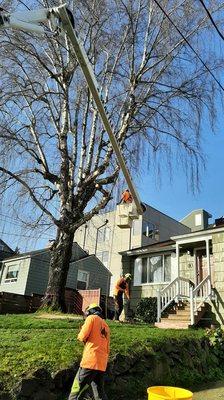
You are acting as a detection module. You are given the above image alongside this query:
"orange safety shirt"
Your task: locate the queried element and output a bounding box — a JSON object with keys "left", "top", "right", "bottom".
{"left": 121, "top": 190, "right": 133, "bottom": 203}
{"left": 113, "top": 277, "right": 130, "bottom": 299}
{"left": 78, "top": 314, "right": 110, "bottom": 372}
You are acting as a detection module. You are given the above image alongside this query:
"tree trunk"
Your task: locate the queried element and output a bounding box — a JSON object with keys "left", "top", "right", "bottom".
{"left": 41, "top": 229, "right": 74, "bottom": 312}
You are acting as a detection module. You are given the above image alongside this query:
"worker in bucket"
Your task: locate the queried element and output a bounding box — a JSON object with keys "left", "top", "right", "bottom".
{"left": 120, "top": 188, "right": 133, "bottom": 204}
{"left": 68, "top": 303, "right": 110, "bottom": 400}
{"left": 113, "top": 273, "right": 132, "bottom": 321}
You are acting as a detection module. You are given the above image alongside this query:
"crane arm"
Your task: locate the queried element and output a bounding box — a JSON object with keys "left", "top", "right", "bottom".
{"left": 0, "top": 5, "right": 143, "bottom": 215}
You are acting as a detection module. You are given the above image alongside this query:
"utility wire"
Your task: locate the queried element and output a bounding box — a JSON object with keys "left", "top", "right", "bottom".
{"left": 152, "top": 0, "right": 224, "bottom": 92}
{"left": 0, "top": 230, "right": 54, "bottom": 240}
{"left": 198, "top": 0, "right": 224, "bottom": 42}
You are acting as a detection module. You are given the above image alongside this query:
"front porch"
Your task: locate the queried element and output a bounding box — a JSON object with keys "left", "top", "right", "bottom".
{"left": 156, "top": 232, "right": 214, "bottom": 328}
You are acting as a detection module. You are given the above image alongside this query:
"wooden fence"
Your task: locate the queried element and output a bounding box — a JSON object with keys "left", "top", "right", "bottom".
{"left": 0, "top": 288, "right": 113, "bottom": 316}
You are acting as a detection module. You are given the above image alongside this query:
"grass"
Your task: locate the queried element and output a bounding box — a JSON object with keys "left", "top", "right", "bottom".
{"left": 0, "top": 313, "right": 206, "bottom": 391}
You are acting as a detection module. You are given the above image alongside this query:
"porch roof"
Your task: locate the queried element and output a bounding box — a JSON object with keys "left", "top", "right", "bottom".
{"left": 120, "top": 240, "right": 175, "bottom": 257}
{"left": 171, "top": 225, "right": 224, "bottom": 243}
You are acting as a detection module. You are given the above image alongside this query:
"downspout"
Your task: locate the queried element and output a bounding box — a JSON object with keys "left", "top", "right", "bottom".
{"left": 83, "top": 224, "right": 88, "bottom": 250}
{"left": 94, "top": 219, "right": 109, "bottom": 255}
{"left": 206, "top": 238, "right": 212, "bottom": 295}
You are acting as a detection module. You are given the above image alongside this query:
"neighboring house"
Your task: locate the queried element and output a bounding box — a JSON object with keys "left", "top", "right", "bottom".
{"left": 74, "top": 203, "right": 190, "bottom": 294}
{"left": 0, "top": 239, "right": 15, "bottom": 261}
{"left": 0, "top": 242, "right": 111, "bottom": 297}
{"left": 121, "top": 209, "right": 224, "bottom": 328}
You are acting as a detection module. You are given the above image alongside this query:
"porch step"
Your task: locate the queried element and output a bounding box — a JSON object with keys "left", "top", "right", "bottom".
{"left": 167, "top": 315, "right": 191, "bottom": 322}
{"left": 155, "top": 321, "right": 190, "bottom": 329}
{"left": 157, "top": 302, "right": 209, "bottom": 329}
{"left": 170, "top": 310, "right": 191, "bottom": 317}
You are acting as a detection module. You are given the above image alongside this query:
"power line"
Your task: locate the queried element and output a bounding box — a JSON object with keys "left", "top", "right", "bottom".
{"left": 198, "top": 0, "right": 224, "bottom": 42}
{"left": 152, "top": 0, "right": 224, "bottom": 92}
{"left": 0, "top": 212, "right": 54, "bottom": 231}
{"left": 0, "top": 217, "right": 54, "bottom": 236}
{"left": 0, "top": 230, "right": 54, "bottom": 240}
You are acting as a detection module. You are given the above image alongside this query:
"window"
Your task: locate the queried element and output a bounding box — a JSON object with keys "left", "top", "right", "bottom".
{"left": 134, "top": 254, "right": 171, "bottom": 285}
{"left": 77, "top": 270, "right": 89, "bottom": 290}
{"left": 164, "top": 254, "right": 171, "bottom": 282}
{"left": 195, "top": 213, "right": 202, "bottom": 226}
{"left": 142, "top": 220, "right": 157, "bottom": 238}
{"left": 0, "top": 244, "right": 4, "bottom": 251}
{"left": 98, "top": 226, "right": 110, "bottom": 243}
{"left": 5, "top": 265, "right": 19, "bottom": 283}
{"left": 141, "top": 258, "right": 148, "bottom": 283}
{"left": 149, "top": 256, "right": 163, "bottom": 283}
{"left": 96, "top": 251, "right": 109, "bottom": 268}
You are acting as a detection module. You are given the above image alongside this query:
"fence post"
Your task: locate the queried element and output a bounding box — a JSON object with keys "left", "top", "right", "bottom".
{"left": 190, "top": 286, "right": 194, "bottom": 326}
{"left": 157, "top": 289, "right": 161, "bottom": 323}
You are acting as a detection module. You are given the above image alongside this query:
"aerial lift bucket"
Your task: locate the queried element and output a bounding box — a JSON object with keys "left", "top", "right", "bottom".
{"left": 147, "top": 386, "right": 193, "bottom": 400}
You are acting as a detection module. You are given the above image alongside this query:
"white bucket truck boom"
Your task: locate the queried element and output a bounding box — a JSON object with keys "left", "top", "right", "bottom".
{"left": 0, "top": 4, "right": 144, "bottom": 222}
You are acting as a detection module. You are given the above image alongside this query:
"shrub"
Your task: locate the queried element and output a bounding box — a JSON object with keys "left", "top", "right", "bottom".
{"left": 206, "top": 327, "right": 224, "bottom": 359}
{"left": 135, "top": 297, "right": 157, "bottom": 324}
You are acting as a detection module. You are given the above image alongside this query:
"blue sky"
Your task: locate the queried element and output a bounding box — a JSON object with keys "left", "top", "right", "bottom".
{"left": 1, "top": 123, "right": 223, "bottom": 253}
{"left": 1, "top": 97, "right": 223, "bottom": 253}
{"left": 138, "top": 115, "right": 224, "bottom": 223}
{"left": 1, "top": 6, "right": 224, "bottom": 252}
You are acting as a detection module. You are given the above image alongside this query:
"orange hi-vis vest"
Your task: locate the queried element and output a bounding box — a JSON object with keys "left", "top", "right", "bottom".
{"left": 113, "top": 277, "right": 130, "bottom": 299}
{"left": 121, "top": 190, "right": 132, "bottom": 203}
{"left": 78, "top": 314, "right": 110, "bottom": 372}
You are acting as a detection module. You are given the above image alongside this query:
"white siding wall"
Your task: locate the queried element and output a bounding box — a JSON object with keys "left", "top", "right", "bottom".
{"left": 0, "top": 258, "right": 31, "bottom": 295}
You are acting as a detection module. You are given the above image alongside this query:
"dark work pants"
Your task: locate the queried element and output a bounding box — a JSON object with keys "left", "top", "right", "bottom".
{"left": 68, "top": 367, "right": 108, "bottom": 400}
{"left": 114, "top": 293, "right": 123, "bottom": 321}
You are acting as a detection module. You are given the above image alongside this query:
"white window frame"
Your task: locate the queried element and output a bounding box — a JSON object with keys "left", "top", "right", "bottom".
{"left": 5, "top": 264, "right": 19, "bottom": 283}
{"left": 133, "top": 254, "right": 171, "bottom": 286}
{"left": 142, "top": 220, "right": 157, "bottom": 238}
{"left": 195, "top": 213, "right": 202, "bottom": 226}
{"left": 97, "top": 226, "right": 110, "bottom": 243}
{"left": 96, "top": 251, "right": 109, "bottom": 268}
{"left": 77, "top": 269, "right": 89, "bottom": 290}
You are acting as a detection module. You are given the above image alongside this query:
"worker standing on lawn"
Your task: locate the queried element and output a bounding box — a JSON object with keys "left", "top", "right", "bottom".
{"left": 113, "top": 273, "right": 132, "bottom": 321}
{"left": 68, "top": 303, "right": 110, "bottom": 400}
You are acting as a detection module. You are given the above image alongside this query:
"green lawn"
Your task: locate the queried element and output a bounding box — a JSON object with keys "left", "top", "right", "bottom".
{"left": 0, "top": 313, "right": 205, "bottom": 391}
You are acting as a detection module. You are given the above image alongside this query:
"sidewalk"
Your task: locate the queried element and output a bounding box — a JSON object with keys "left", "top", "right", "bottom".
{"left": 193, "top": 381, "right": 224, "bottom": 399}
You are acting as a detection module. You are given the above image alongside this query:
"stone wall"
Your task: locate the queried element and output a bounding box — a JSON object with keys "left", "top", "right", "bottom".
{"left": 211, "top": 232, "right": 224, "bottom": 326}
{"left": 1, "top": 337, "right": 224, "bottom": 400}
{"left": 179, "top": 252, "right": 195, "bottom": 281}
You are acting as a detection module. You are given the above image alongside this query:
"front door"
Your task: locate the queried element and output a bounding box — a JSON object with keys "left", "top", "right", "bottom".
{"left": 195, "top": 248, "right": 213, "bottom": 285}
{"left": 196, "top": 249, "right": 206, "bottom": 285}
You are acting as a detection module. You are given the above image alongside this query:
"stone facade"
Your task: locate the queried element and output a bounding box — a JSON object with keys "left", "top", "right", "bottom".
{"left": 179, "top": 252, "right": 195, "bottom": 281}
{"left": 211, "top": 232, "right": 224, "bottom": 325}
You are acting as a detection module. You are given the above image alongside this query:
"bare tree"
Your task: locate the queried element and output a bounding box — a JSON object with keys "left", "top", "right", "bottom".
{"left": 0, "top": 0, "right": 223, "bottom": 310}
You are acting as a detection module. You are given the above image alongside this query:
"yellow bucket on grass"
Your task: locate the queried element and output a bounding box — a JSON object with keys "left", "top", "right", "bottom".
{"left": 147, "top": 386, "right": 193, "bottom": 400}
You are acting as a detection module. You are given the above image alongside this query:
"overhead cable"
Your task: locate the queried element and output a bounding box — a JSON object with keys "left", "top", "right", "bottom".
{"left": 198, "top": 0, "right": 224, "bottom": 42}
{"left": 152, "top": 0, "right": 224, "bottom": 92}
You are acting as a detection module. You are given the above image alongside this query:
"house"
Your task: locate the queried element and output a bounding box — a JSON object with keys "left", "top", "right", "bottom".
{"left": 0, "top": 242, "right": 111, "bottom": 297}
{"left": 0, "top": 239, "right": 15, "bottom": 261}
{"left": 121, "top": 209, "right": 224, "bottom": 328}
{"left": 74, "top": 203, "right": 190, "bottom": 294}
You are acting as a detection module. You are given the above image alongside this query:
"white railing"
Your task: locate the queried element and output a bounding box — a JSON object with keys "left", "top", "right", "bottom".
{"left": 157, "top": 277, "right": 192, "bottom": 322}
{"left": 190, "top": 275, "right": 212, "bottom": 325}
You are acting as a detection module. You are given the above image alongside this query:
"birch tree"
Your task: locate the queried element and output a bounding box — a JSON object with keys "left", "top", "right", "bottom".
{"left": 0, "top": 0, "right": 223, "bottom": 310}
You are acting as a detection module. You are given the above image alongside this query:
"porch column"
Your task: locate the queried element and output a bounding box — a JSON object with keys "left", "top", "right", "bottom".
{"left": 206, "top": 238, "right": 212, "bottom": 294}
{"left": 176, "top": 243, "right": 180, "bottom": 278}
{"left": 176, "top": 243, "right": 180, "bottom": 298}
